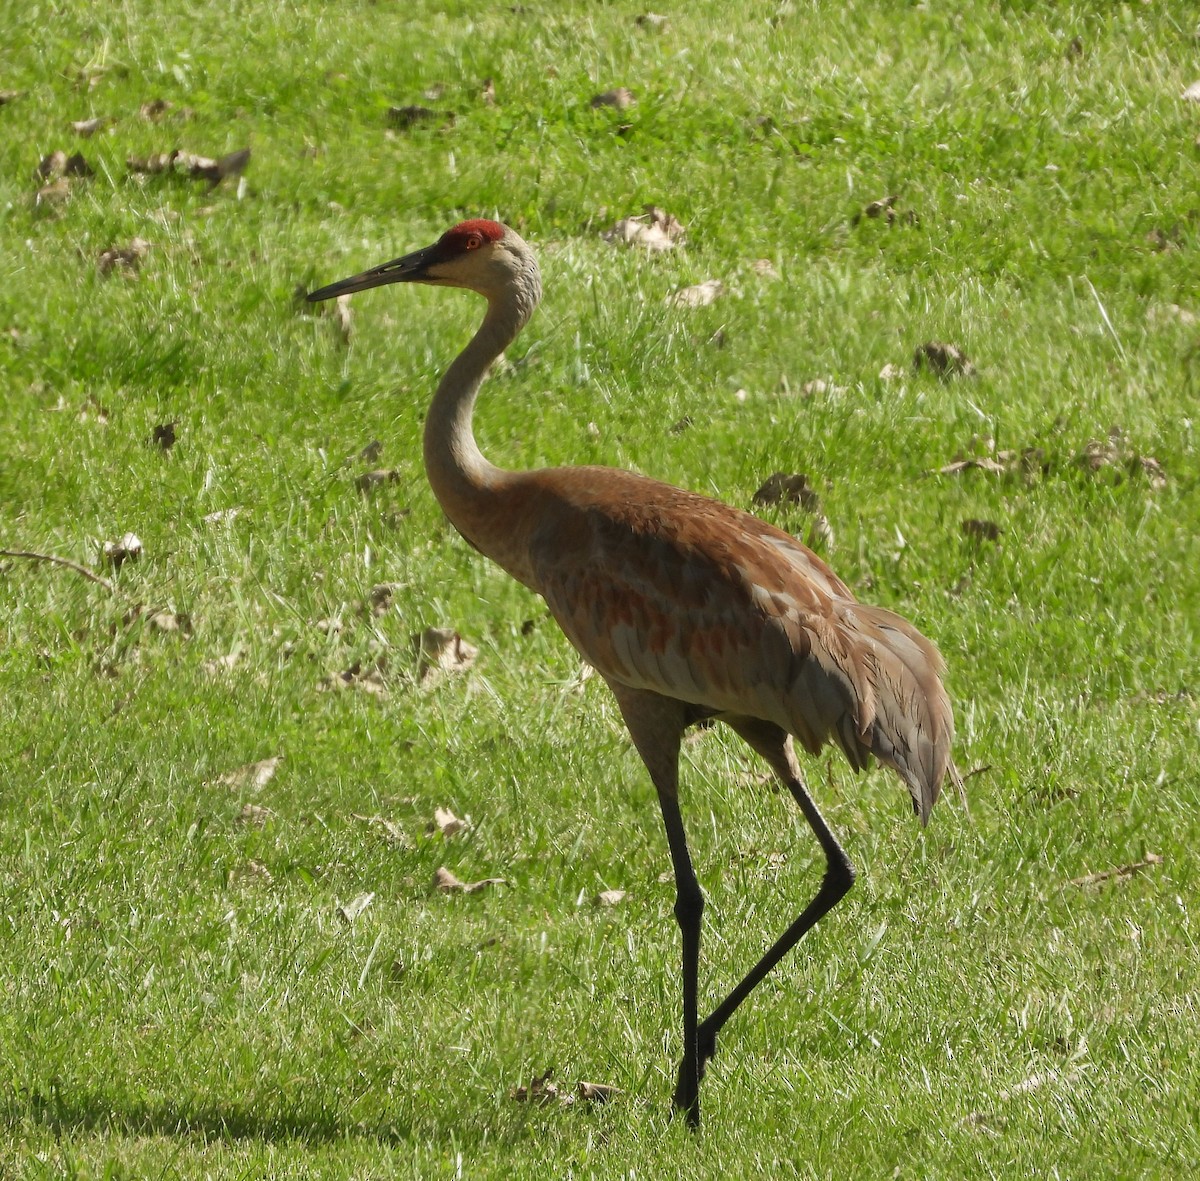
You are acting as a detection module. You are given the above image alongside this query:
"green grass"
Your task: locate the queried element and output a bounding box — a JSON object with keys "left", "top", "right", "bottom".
{"left": 2, "top": 0, "right": 1199, "bottom": 1176}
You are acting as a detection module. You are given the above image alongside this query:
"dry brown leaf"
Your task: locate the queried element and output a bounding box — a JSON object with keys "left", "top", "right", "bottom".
{"left": 329, "top": 293, "right": 353, "bottom": 344}
{"left": 591, "top": 87, "right": 635, "bottom": 110}
{"left": 595, "top": 889, "right": 627, "bottom": 907}
{"left": 121, "top": 603, "right": 191, "bottom": 635}
{"left": 202, "top": 650, "right": 242, "bottom": 677}
{"left": 481, "top": 77, "right": 497, "bottom": 106}
{"left": 0, "top": 89, "right": 23, "bottom": 105}
{"left": 214, "top": 756, "right": 282, "bottom": 792}
{"left": 961, "top": 518, "right": 1003, "bottom": 542}
{"left": 1076, "top": 431, "right": 1120, "bottom": 471}
{"left": 351, "top": 812, "right": 411, "bottom": 847}
{"left": 140, "top": 98, "right": 174, "bottom": 120}
{"left": 98, "top": 237, "right": 151, "bottom": 276}
{"left": 963, "top": 1066, "right": 1085, "bottom": 1127}
{"left": 853, "top": 196, "right": 917, "bottom": 227}
{"left": 1145, "top": 226, "right": 1181, "bottom": 252}
{"left": 75, "top": 65, "right": 108, "bottom": 90}
{"left": 751, "top": 257, "right": 779, "bottom": 278}
{"left": 508, "top": 1071, "right": 619, "bottom": 1106}
{"left": 237, "top": 803, "right": 276, "bottom": 827}
{"left": 1071, "top": 851, "right": 1162, "bottom": 888}
{"left": 1182, "top": 81, "right": 1200, "bottom": 102}
{"left": 127, "top": 151, "right": 178, "bottom": 175}
{"left": 1074, "top": 429, "right": 1166, "bottom": 490}
{"left": 1130, "top": 688, "right": 1194, "bottom": 706}
{"left": 578, "top": 1080, "right": 621, "bottom": 1103}
{"left": 337, "top": 891, "right": 376, "bottom": 923}
{"left": 364, "top": 582, "right": 400, "bottom": 616}
{"left": 181, "top": 147, "right": 251, "bottom": 185}
{"left": 146, "top": 607, "right": 191, "bottom": 634}
{"left": 998, "top": 1070, "right": 1057, "bottom": 1101}
{"left": 1146, "top": 302, "right": 1198, "bottom": 327}
{"left": 878, "top": 362, "right": 905, "bottom": 382}
{"left": 414, "top": 627, "right": 478, "bottom": 685}
{"left": 37, "top": 150, "right": 93, "bottom": 179}
{"left": 855, "top": 194, "right": 897, "bottom": 223}
{"left": 148, "top": 420, "right": 176, "bottom": 450}
{"left": 230, "top": 859, "right": 274, "bottom": 886}
{"left": 752, "top": 472, "right": 821, "bottom": 511}
{"left": 77, "top": 396, "right": 110, "bottom": 424}
{"left": 102, "top": 532, "right": 142, "bottom": 568}
{"left": 1132, "top": 455, "right": 1167, "bottom": 490}
{"left": 434, "top": 866, "right": 507, "bottom": 894}
{"left": 913, "top": 341, "right": 976, "bottom": 377}
{"left": 389, "top": 104, "right": 434, "bottom": 127}
{"left": 202, "top": 507, "right": 240, "bottom": 525}
{"left": 128, "top": 147, "right": 249, "bottom": 185}
{"left": 601, "top": 205, "right": 685, "bottom": 252}
{"left": 511, "top": 1069, "right": 559, "bottom": 1105}
{"left": 72, "top": 116, "right": 114, "bottom": 137}
{"left": 356, "top": 468, "right": 400, "bottom": 493}
{"left": 1007, "top": 446, "right": 1049, "bottom": 478}
{"left": 798, "top": 378, "right": 847, "bottom": 397}
{"left": 807, "top": 513, "right": 835, "bottom": 551}
{"left": 432, "top": 806, "right": 470, "bottom": 837}
{"left": 668, "top": 279, "right": 723, "bottom": 308}
{"left": 33, "top": 177, "right": 72, "bottom": 209}
{"left": 934, "top": 457, "right": 1008, "bottom": 476}
{"left": 736, "top": 769, "right": 775, "bottom": 791}
{"left": 320, "top": 659, "right": 388, "bottom": 695}
{"left": 388, "top": 105, "right": 453, "bottom": 130}
{"left": 1000, "top": 1067, "right": 1087, "bottom": 1103}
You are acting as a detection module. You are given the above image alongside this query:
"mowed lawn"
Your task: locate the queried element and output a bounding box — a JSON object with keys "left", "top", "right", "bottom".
{"left": 1, "top": 2, "right": 1198, "bottom": 1177}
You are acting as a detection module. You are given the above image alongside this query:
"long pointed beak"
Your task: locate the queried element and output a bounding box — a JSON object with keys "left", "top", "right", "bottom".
{"left": 306, "top": 243, "right": 440, "bottom": 302}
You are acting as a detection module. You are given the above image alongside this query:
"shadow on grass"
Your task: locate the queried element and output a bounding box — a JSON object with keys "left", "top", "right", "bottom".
{"left": 2, "top": 1080, "right": 506, "bottom": 1149}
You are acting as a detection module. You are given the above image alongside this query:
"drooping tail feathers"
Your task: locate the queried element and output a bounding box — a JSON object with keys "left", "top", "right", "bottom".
{"left": 788, "top": 602, "right": 956, "bottom": 825}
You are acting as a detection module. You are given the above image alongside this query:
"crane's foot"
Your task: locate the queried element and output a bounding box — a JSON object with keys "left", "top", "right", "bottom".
{"left": 671, "top": 1026, "right": 718, "bottom": 1128}
{"left": 672, "top": 1093, "right": 701, "bottom": 1129}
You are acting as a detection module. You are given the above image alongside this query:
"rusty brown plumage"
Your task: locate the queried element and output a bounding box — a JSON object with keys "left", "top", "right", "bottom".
{"left": 307, "top": 220, "right": 961, "bottom": 1128}
{"left": 513, "top": 466, "right": 953, "bottom": 823}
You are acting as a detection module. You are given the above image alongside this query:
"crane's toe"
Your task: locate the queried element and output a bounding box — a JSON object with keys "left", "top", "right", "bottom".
{"left": 672, "top": 1027, "right": 718, "bottom": 1124}
{"left": 671, "top": 1085, "right": 701, "bottom": 1129}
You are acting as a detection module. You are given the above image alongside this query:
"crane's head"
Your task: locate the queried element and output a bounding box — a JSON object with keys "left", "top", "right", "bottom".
{"left": 307, "top": 219, "right": 538, "bottom": 306}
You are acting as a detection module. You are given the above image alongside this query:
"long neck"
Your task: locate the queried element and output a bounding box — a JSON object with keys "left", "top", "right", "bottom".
{"left": 422, "top": 279, "right": 538, "bottom": 556}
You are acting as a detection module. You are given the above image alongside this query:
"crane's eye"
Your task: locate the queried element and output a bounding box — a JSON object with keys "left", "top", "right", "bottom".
{"left": 464, "top": 233, "right": 484, "bottom": 250}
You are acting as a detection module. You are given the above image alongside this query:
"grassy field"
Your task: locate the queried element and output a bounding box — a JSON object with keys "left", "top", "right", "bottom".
{"left": 2, "top": 1, "right": 1199, "bottom": 1176}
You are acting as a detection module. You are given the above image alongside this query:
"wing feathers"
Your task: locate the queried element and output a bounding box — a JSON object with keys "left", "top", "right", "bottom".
{"left": 524, "top": 467, "right": 955, "bottom": 823}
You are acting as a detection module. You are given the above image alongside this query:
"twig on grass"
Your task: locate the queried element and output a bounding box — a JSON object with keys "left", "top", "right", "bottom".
{"left": 0, "top": 548, "right": 116, "bottom": 593}
{"left": 1070, "top": 851, "right": 1162, "bottom": 888}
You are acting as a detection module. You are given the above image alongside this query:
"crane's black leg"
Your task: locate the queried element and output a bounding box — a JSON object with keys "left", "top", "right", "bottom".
{"left": 606, "top": 684, "right": 704, "bottom": 1127}
{"left": 658, "top": 779, "right": 704, "bottom": 1125}
{"left": 688, "top": 718, "right": 854, "bottom": 1084}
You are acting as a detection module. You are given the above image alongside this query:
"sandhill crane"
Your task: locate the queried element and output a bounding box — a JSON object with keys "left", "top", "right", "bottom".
{"left": 308, "top": 219, "right": 959, "bottom": 1128}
